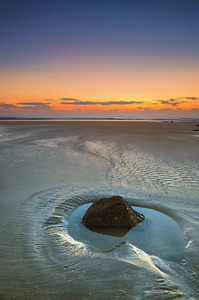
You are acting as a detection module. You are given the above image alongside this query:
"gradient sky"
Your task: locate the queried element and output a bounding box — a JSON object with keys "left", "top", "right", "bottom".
{"left": 0, "top": 0, "right": 199, "bottom": 118}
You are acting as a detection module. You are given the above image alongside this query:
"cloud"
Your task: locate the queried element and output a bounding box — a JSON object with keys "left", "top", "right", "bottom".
{"left": 61, "top": 101, "right": 97, "bottom": 105}
{"left": 137, "top": 107, "right": 199, "bottom": 118}
{"left": 158, "top": 99, "right": 183, "bottom": 107}
{"left": 17, "top": 102, "right": 51, "bottom": 105}
{"left": 0, "top": 102, "right": 52, "bottom": 111}
{"left": 159, "top": 100, "right": 170, "bottom": 104}
{"left": 60, "top": 98, "right": 81, "bottom": 101}
{"left": 159, "top": 100, "right": 180, "bottom": 106}
{"left": 61, "top": 100, "right": 143, "bottom": 106}
{"left": 185, "top": 97, "right": 198, "bottom": 100}
{"left": 170, "top": 102, "right": 181, "bottom": 107}
{"left": 18, "top": 105, "right": 51, "bottom": 111}
{"left": 61, "top": 96, "right": 198, "bottom": 108}
{"left": 158, "top": 97, "right": 199, "bottom": 107}
{"left": 0, "top": 103, "right": 18, "bottom": 109}
{"left": 100, "top": 101, "right": 143, "bottom": 105}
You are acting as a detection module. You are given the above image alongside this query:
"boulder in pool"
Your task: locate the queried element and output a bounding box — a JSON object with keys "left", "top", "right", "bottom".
{"left": 82, "top": 196, "right": 145, "bottom": 236}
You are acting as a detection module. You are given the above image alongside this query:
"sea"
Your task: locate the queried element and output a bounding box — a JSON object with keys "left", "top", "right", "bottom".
{"left": 0, "top": 120, "right": 198, "bottom": 299}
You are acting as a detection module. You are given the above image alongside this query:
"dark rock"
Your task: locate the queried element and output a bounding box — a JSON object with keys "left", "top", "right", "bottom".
{"left": 82, "top": 196, "right": 145, "bottom": 236}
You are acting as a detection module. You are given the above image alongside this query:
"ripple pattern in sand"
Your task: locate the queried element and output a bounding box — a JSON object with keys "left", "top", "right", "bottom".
{"left": 19, "top": 186, "right": 197, "bottom": 299}
{"left": 83, "top": 140, "right": 199, "bottom": 198}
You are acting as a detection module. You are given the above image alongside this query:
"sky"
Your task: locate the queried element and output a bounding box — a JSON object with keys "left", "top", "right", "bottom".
{"left": 0, "top": 0, "right": 199, "bottom": 119}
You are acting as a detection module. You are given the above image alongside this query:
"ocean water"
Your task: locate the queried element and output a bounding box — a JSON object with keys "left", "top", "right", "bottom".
{"left": 0, "top": 120, "right": 198, "bottom": 299}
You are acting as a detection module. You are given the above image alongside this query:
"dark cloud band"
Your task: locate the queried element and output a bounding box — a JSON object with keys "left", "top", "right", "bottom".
{"left": 0, "top": 102, "right": 52, "bottom": 111}
{"left": 61, "top": 100, "right": 143, "bottom": 106}
{"left": 17, "top": 102, "right": 51, "bottom": 105}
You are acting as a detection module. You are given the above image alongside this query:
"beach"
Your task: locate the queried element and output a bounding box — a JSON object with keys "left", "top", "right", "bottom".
{"left": 0, "top": 120, "right": 199, "bottom": 299}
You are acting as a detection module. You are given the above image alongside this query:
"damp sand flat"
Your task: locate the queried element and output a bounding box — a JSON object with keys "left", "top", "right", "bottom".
{"left": 0, "top": 120, "right": 199, "bottom": 299}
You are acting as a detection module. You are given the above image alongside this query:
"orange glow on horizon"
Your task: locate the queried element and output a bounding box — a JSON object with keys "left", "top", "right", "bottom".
{"left": 0, "top": 55, "right": 199, "bottom": 117}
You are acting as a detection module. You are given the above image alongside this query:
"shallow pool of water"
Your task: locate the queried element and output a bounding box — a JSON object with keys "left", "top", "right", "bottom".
{"left": 66, "top": 204, "right": 187, "bottom": 262}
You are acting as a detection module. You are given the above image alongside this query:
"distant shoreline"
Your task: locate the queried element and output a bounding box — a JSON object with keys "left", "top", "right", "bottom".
{"left": 0, "top": 117, "right": 199, "bottom": 122}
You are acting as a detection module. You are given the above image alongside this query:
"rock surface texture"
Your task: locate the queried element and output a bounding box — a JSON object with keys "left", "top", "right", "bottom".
{"left": 82, "top": 196, "right": 145, "bottom": 232}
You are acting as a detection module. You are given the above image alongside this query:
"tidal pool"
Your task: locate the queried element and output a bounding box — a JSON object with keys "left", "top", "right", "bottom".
{"left": 66, "top": 203, "right": 187, "bottom": 262}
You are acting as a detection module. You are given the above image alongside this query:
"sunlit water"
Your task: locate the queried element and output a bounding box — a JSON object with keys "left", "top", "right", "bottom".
{"left": 0, "top": 121, "right": 198, "bottom": 299}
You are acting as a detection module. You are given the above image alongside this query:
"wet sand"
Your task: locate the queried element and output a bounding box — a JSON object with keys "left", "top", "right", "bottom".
{"left": 0, "top": 120, "right": 198, "bottom": 299}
